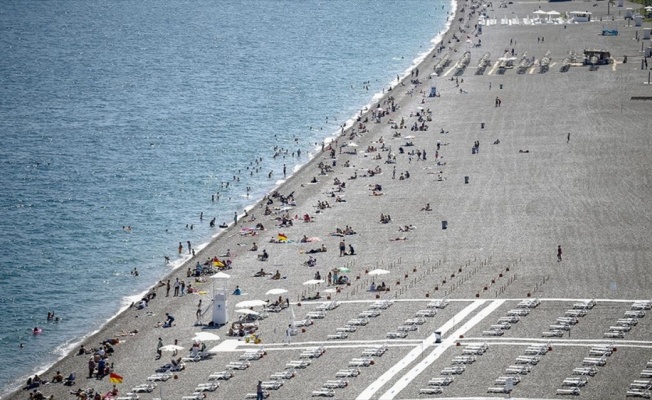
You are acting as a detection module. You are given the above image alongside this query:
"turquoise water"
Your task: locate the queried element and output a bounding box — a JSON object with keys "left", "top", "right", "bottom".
{"left": 0, "top": 0, "right": 450, "bottom": 394}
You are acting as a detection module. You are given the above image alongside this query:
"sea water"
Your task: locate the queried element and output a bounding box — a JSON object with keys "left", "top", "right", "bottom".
{"left": 0, "top": 0, "right": 451, "bottom": 394}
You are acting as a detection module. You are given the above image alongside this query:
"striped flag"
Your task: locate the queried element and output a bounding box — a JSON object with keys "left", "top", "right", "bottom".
{"left": 109, "top": 372, "right": 123, "bottom": 384}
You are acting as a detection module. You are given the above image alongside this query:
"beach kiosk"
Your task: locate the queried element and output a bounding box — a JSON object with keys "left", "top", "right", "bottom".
{"left": 569, "top": 11, "right": 592, "bottom": 22}
{"left": 583, "top": 49, "right": 612, "bottom": 66}
{"left": 210, "top": 272, "right": 230, "bottom": 326}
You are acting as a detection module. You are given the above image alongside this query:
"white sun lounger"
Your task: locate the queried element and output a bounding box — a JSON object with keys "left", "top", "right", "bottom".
{"left": 516, "top": 355, "right": 540, "bottom": 365}
{"left": 550, "top": 323, "right": 571, "bottom": 331}
{"left": 316, "top": 301, "right": 339, "bottom": 311}
{"left": 349, "top": 358, "right": 373, "bottom": 367}
{"left": 195, "top": 383, "right": 219, "bottom": 392}
{"left": 245, "top": 391, "right": 269, "bottom": 399}
{"left": 181, "top": 354, "right": 202, "bottom": 363}
{"left": 131, "top": 384, "right": 156, "bottom": 393}
{"left": 589, "top": 348, "right": 612, "bottom": 357}
{"left": 463, "top": 347, "right": 486, "bottom": 355}
{"left": 618, "top": 318, "right": 639, "bottom": 326}
{"left": 239, "top": 352, "right": 263, "bottom": 361}
{"left": 328, "top": 332, "right": 348, "bottom": 340}
{"left": 181, "top": 394, "right": 203, "bottom": 400}
{"left": 387, "top": 331, "right": 408, "bottom": 339}
{"left": 226, "top": 361, "right": 250, "bottom": 370}
{"left": 573, "top": 367, "right": 597, "bottom": 376}
{"left": 441, "top": 366, "right": 465, "bottom": 375}
{"left": 260, "top": 381, "right": 283, "bottom": 390}
{"left": 562, "top": 377, "right": 588, "bottom": 387}
{"left": 508, "top": 309, "right": 529, "bottom": 316}
{"left": 557, "top": 317, "right": 578, "bottom": 325}
{"left": 369, "top": 300, "right": 393, "bottom": 309}
{"left": 147, "top": 373, "right": 172, "bottom": 382}
{"left": 426, "top": 299, "right": 449, "bottom": 309}
{"left": 518, "top": 298, "right": 540, "bottom": 308}
{"left": 286, "top": 360, "right": 310, "bottom": 369}
{"left": 419, "top": 387, "right": 443, "bottom": 395}
{"left": 625, "top": 310, "right": 646, "bottom": 318}
{"left": 404, "top": 317, "right": 426, "bottom": 325}
{"left": 322, "top": 380, "right": 348, "bottom": 389}
{"left": 565, "top": 309, "right": 587, "bottom": 317}
{"left": 311, "top": 389, "right": 335, "bottom": 397}
{"left": 464, "top": 343, "right": 489, "bottom": 352}
{"left": 642, "top": 370, "right": 652, "bottom": 378}
{"left": 416, "top": 309, "right": 437, "bottom": 317}
{"left": 496, "top": 376, "right": 520, "bottom": 385}
{"left": 452, "top": 355, "right": 476, "bottom": 364}
{"left": 604, "top": 331, "right": 625, "bottom": 339}
{"left": 336, "top": 368, "right": 360, "bottom": 378}
{"left": 630, "top": 381, "right": 652, "bottom": 390}
{"left": 208, "top": 371, "right": 234, "bottom": 381}
{"left": 358, "top": 310, "right": 381, "bottom": 318}
{"left": 488, "top": 386, "right": 511, "bottom": 394}
{"left": 429, "top": 377, "right": 454, "bottom": 386}
{"left": 271, "top": 370, "right": 295, "bottom": 380}
{"left": 499, "top": 316, "right": 520, "bottom": 324}
{"left": 525, "top": 345, "right": 548, "bottom": 355}
{"left": 483, "top": 329, "right": 504, "bottom": 336}
{"left": 582, "top": 357, "right": 607, "bottom": 366}
{"left": 347, "top": 318, "right": 369, "bottom": 326}
{"left": 336, "top": 325, "right": 357, "bottom": 333}
{"left": 573, "top": 300, "right": 596, "bottom": 309}
{"left": 610, "top": 325, "right": 631, "bottom": 332}
{"left": 294, "top": 319, "right": 313, "bottom": 327}
{"left": 626, "top": 389, "right": 651, "bottom": 398}
{"left": 491, "top": 323, "right": 511, "bottom": 330}
{"left": 397, "top": 325, "right": 418, "bottom": 332}
{"left": 632, "top": 301, "right": 652, "bottom": 310}
{"left": 505, "top": 365, "right": 531, "bottom": 375}
{"left": 542, "top": 330, "right": 564, "bottom": 337}
{"left": 306, "top": 311, "right": 327, "bottom": 319}
{"left": 556, "top": 388, "right": 580, "bottom": 396}
{"left": 362, "top": 347, "right": 387, "bottom": 357}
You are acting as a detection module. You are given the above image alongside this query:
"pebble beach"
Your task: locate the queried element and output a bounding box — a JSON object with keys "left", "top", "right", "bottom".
{"left": 7, "top": 0, "right": 652, "bottom": 399}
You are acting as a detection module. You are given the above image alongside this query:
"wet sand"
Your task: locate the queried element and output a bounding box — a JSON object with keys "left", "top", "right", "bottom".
{"left": 8, "top": 0, "right": 652, "bottom": 399}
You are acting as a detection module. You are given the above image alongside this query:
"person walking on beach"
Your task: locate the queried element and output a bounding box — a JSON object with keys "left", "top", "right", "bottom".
{"left": 196, "top": 304, "right": 203, "bottom": 326}
{"left": 339, "top": 240, "right": 346, "bottom": 257}
{"left": 283, "top": 164, "right": 287, "bottom": 177}
{"left": 166, "top": 280, "right": 171, "bottom": 297}
{"left": 567, "top": 132, "right": 571, "bottom": 143}
{"left": 557, "top": 245, "right": 563, "bottom": 262}
{"left": 187, "top": 241, "right": 192, "bottom": 254}
{"left": 283, "top": 324, "right": 292, "bottom": 344}
{"left": 173, "top": 278, "right": 180, "bottom": 297}
{"left": 256, "top": 380, "right": 264, "bottom": 400}
{"left": 156, "top": 338, "right": 163, "bottom": 360}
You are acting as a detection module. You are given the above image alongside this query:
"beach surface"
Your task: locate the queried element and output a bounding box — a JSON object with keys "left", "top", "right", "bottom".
{"left": 8, "top": 0, "right": 652, "bottom": 399}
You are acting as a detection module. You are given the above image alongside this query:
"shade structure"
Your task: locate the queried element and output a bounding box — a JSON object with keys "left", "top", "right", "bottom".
{"left": 192, "top": 332, "right": 220, "bottom": 341}
{"left": 368, "top": 269, "right": 390, "bottom": 276}
{"left": 209, "top": 272, "right": 231, "bottom": 279}
{"left": 303, "top": 279, "right": 325, "bottom": 285}
{"left": 235, "top": 299, "right": 267, "bottom": 308}
{"left": 159, "top": 344, "right": 184, "bottom": 352}
{"left": 266, "top": 288, "right": 288, "bottom": 295}
{"left": 235, "top": 309, "right": 259, "bottom": 315}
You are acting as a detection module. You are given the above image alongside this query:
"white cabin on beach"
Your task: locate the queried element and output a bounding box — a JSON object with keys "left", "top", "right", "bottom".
{"left": 569, "top": 11, "right": 592, "bottom": 22}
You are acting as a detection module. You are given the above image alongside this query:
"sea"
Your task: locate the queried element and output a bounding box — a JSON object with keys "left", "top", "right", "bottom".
{"left": 0, "top": 0, "right": 451, "bottom": 395}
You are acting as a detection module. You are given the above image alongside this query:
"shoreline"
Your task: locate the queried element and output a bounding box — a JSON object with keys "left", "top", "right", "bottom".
{"left": 0, "top": 2, "right": 461, "bottom": 398}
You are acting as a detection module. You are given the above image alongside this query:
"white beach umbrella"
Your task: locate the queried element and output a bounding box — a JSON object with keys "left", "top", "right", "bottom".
{"left": 235, "top": 299, "right": 267, "bottom": 308}
{"left": 368, "top": 269, "right": 390, "bottom": 276}
{"left": 533, "top": 9, "right": 547, "bottom": 15}
{"left": 235, "top": 309, "right": 259, "bottom": 315}
{"left": 266, "top": 288, "right": 288, "bottom": 295}
{"left": 548, "top": 10, "right": 560, "bottom": 15}
{"left": 323, "top": 288, "right": 337, "bottom": 293}
{"left": 303, "top": 279, "right": 325, "bottom": 285}
{"left": 209, "top": 271, "right": 231, "bottom": 279}
{"left": 159, "top": 344, "right": 184, "bottom": 352}
{"left": 192, "top": 332, "right": 220, "bottom": 341}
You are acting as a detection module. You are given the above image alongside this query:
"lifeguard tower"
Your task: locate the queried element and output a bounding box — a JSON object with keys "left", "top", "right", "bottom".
{"left": 209, "top": 272, "right": 230, "bottom": 326}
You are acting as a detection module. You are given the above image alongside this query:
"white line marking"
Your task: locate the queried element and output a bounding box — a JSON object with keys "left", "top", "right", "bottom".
{"left": 461, "top": 338, "right": 652, "bottom": 347}
{"left": 378, "top": 299, "right": 505, "bottom": 400}
{"left": 443, "top": 65, "right": 457, "bottom": 77}
{"left": 488, "top": 60, "right": 500, "bottom": 75}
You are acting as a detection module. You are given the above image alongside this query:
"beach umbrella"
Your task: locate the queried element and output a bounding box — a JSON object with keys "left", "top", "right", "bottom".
{"left": 347, "top": 142, "right": 359, "bottom": 147}
{"left": 192, "top": 332, "right": 220, "bottom": 341}
{"left": 210, "top": 271, "right": 231, "bottom": 279}
{"left": 235, "top": 299, "right": 267, "bottom": 308}
{"left": 533, "top": 9, "right": 547, "bottom": 14}
{"left": 159, "top": 344, "right": 184, "bottom": 352}
{"left": 235, "top": 309, "right": 259, "bottom": 315}
{"left": 303, "top": 279, "right": 325, "bottom": 285}
{"left": 548, "top": 10, "right": 560, "bottom": 15}
{"left": 266, "top": 288, "right": 288, "bottom": 295}
{"left": 368, "top": 269, "right": 390, "bottom": 276}
{"left": 323, "top": 288, "right": 337, "bottom": 293}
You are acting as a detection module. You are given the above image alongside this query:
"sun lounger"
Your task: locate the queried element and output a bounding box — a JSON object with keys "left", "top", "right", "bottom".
{"left": 550, "top": 323, "right": 571, "bottom": 331}
{"left": 518, "top": 299, "right": 540, "bottom": 308}
{"left": 271, "top": 370, "right": 295, "bottom": 380}
{"left": 362, "top": 346, "right": 387, "bottom": 357}
{"left": 525, "top": 345, "right": 548, "bottom": 355}
{"left": 642, "top": 370, "right": 652, "bottom": 378}
{"left": 496, "top": 376, "right": 520, "bottom": 385}
{"left": 589, "top": 348, "right": 612, "bottom": 357}
{"left": 565, "top": 309, "right": 587, "bottom": 317}
{"left": 508, "top": 309, "right": 529, "bottom": 316}
{"left": 625, "top": 310, "right": 646, "bottom": 318}
{"left": 226, "top": 361, "right": 250, "bottom": 370}
{"left": 488, "top": 386, "right": 511, "bottom": 394}
{"left": 515, "top": 356, "right": 540, "bottom": 365}
{"left": 208, "top": 371, "right": 234, "bottom": 381}
{"left": 147, "top": 373, "right": 172, "bottom": 382}
{"left": 505, "top": 365, "right": 531, "bottom": 375}
{"left": 156, "top": 362, "right": 185, "bottom": 372}
{"left": 463, "top": 347, "right": 485, "bottom": 355}
{"left": 195, "top": 383, "right": 219, "bottom": 392}
{"left": 286, "top": 360, "right": 311, "bottom": 369}
{"left": 416, "top": 309, "right": 437, "bottom": 317}
{"left": 556, "top": 388, "right": 580, "bottom": 396}
{"left": 181, "top": 394, "right": 203, "bottom": 400}
{"left": 573, "top": 367, "right": 597, "bottom": 377}
{"left": 609, "top": 325, "right": 631, "bottom": 332}
{"left": 632, "top": 301, "right": 652, "bottom": 310}
{"left": 311, "top": 389, "right": 335, "bottom": 397}
{"left": 499, "top": 316, "right": 520, "bottom": 324}
{"left": 557, "top": 317, "right": 578, "bottom": 325}
{"left": 260, "top": 381, "right": 283, "bottom": 390}
{"left": 358, "top": 310, "right": 381, "bottom": 318}
{"left": 336, "top": 325, "right": 357, "bottom": 333}
{"left": 426, "top": 299, "right": 449, "bottom": 309}
{"left": 562, "top": 377, "right": 588, "bottom": 387}
{"left": 542, "top": 330, "right": 564, "bottom": 338}
{"left": 452, "top": 355, "right": 476, "bottom": 364}
{"left": 419, "top": 387, "right": 443, "bottom": 395}
{"left": 464, "top": 343, "right": 489, "bottom": 354}
{"left": 131, "top": 384, "right": 156, "bottom": 393}
{"left": 397, "top": 325, "right": 418, "bottom": 332}
{"left": 626, "top": 389, "right": 651, "bottom": 398}
{"left": 604, "top": 331, "right": 625, "bottom": 339}
{"left": 491, "top": 323, "right": 511, "bottom": 330}
{"left": 322, "top": 380, "right": 348, "bottom": 389}
{"left": 387, "top": 331, "right": 408, "bottom": 339}
{"left": 336, "top": 369, "right": 360, "bottom": 378}
{"left": 582, "top": 357, "right": 607, "bottom": 366}
{"left": 182, "top": 355, "right": 202, "bottom": 363}
{"left": 239, "top": 352, "right": 263, "bottom": 361}
{"left": 316, "top": 301, "right": 339, "bottom": 311}
{"left": 483, "top": 329, "right": 504, "bottom": 336}
{"left": 245, "top": 391, "right": 269, "bottom": 399}
{"left": 630, "top": 381, "right": 652, "bottom": 390}
{"left": 300, "top": 347, "right": 325, "bottom": 358}
{"left": 404, "top": 317, "right": 426, "bottom": 325}
{"left": 441, "top": 366, "right": 465, "bottom": 375}
{"left": 349, "top": 358, "right": 373, "bottom": 367}
{"left": 327, "top": 332, "right": 348, "bottom": 340}
{"left": 347, "top": 318, "right": 369, "bottom": 326}
{"left": 294, "top": 319, "right": 313, "bottom": 327}
{"left": 264, "top": 305, "right": 282, "bottom": 313}
{"left": 369, "top": 300, "right": 393, "bottom": 310}
{"left": 429, "top": 377, "right": 454, "bottom": 386}
{"left": 617, "top": 318, "right": 639, "bottom": 326}
{"left": 573, "top": 300, "right": 596, "bottom": 310}
{"left": 306, "top": 311, "right": 327, "bottom": 319}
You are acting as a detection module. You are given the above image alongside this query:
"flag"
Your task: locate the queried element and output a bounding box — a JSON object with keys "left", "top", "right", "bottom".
{"left": 278, "top": 233, "right": 288, "bottom": 242}
{"left": 109, "top": 373, "right": 123, "bottom": 384}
